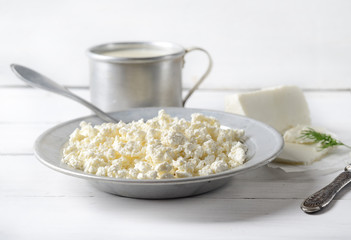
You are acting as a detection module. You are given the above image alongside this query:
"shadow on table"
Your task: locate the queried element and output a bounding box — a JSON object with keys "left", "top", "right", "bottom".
{"left": 91, "top": 166, "right": 327, "bottom": 223}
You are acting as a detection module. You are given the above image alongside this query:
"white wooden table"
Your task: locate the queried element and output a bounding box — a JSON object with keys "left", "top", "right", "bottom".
{"left": 1, "top": 87, "right": 351, "bottom": 239}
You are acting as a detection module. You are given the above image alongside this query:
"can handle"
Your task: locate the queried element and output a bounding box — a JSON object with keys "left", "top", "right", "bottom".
{"left": 182, "top": 47, "right": 213, "bottom": 106}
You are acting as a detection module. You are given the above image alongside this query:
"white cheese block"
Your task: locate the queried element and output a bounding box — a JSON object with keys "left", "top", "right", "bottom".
{"left": 277, "top": 125, "right": 330, "bottom": 165}
{"left": 225, "top": 86, "right": 311, "bottom": 133}
{"left": 276, "top": 142, "right": 329, "bottom": 165}
{"left": 283, "top": 125, "right": 325, "bottom": 144}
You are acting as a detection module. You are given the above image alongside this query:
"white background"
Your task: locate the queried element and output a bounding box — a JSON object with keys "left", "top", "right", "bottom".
{"left": 1, "top": 0, "right": 351, "bottom": 89}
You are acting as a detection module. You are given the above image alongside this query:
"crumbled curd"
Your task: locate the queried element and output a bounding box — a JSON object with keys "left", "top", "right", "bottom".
{"left": 62, "top": 110, "right": 247, "bottom": 179}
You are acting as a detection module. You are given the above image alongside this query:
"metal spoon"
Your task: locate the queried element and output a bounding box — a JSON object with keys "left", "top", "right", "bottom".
{"left": 10, "top": 64, "right": 118, "bottom": 123}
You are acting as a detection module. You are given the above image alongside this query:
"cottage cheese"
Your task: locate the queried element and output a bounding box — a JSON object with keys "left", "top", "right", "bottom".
{"left": 62, "top": 110, "right": 247, "bottom": 179}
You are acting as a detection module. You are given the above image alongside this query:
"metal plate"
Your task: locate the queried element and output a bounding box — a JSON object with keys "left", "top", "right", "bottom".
{"left": 34, "top": 107, "right": 284, "bottom": 199}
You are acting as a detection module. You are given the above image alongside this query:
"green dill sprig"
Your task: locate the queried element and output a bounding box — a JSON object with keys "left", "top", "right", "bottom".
{"left": 299, "top": 128, "right": 351, "bottom": 150}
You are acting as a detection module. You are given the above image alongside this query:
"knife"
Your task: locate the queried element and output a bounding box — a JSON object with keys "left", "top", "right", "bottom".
{"left": 301, "top": 164, "right": 351, "bottom": 213}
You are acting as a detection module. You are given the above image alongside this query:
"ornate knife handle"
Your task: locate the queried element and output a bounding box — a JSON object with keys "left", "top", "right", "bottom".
{"left": 301, "top": 167, "right": 351, "bottom": 213}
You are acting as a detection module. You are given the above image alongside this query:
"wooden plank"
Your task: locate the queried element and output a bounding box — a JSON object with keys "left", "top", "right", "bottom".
{"left": 1, "top": 196, "right": 351, "bottom": 239}
{"left": 1, "top": 88, "right": 351, "bottom": 124}
{"left": 0, "top": 123, "right": 54, "bottom": 154}
{"left": 0, "top": 88, "right": 226, "bottom": 123}
{"left": 1, "top": 155, "right": 351, "bottom": 201}
{"left": 0, "top": 88, "right": 91, "bottom": 123}
{"left": 1, "top": 88, "right": 350, "bottom": 154}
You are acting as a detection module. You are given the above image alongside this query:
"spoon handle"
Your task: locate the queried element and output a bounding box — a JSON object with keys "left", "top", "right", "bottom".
{"left": 301, "top": 168, "right": 351, "bottom": 213}
{"left": 11, "top": 64, "right": 118, "bottom": 123}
